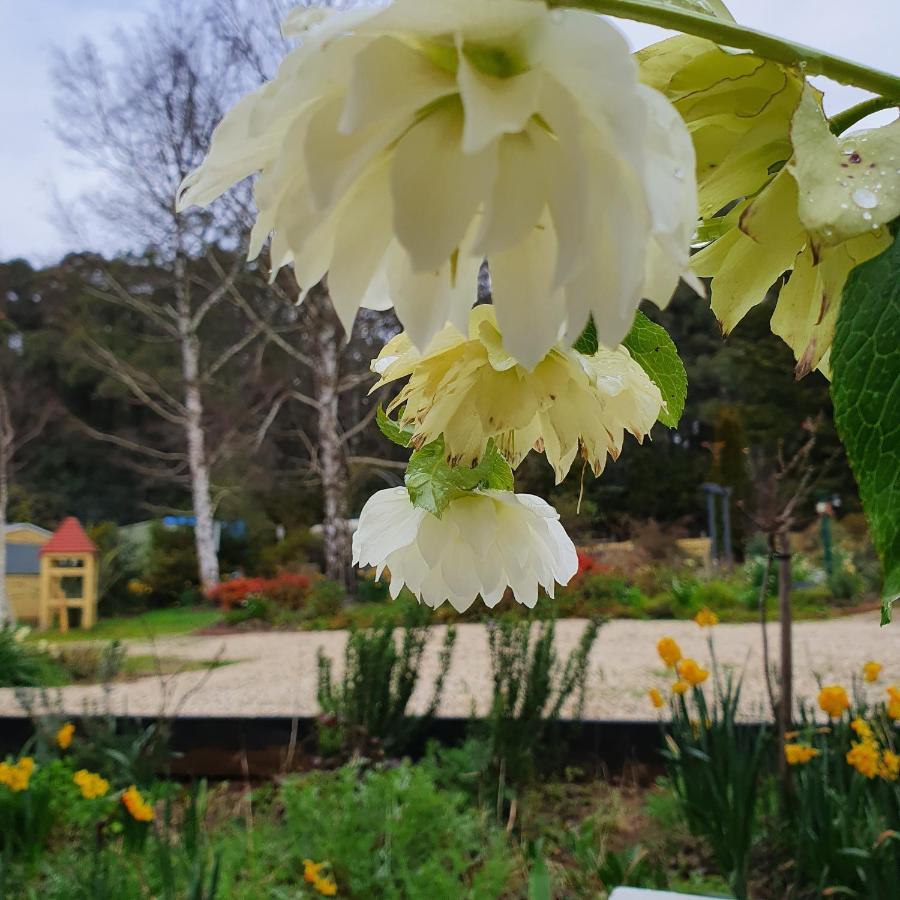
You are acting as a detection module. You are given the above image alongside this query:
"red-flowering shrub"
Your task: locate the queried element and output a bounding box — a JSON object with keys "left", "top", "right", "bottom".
{"left": 575, "top": 552, "right": 613, "bottom": 579}
{"left": 207, "top": 573, "right": 312, "bottom": 611}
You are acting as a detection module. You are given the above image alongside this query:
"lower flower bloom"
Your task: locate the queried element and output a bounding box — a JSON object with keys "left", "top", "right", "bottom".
{"left": 352, "top": 487, "right": 577, "bottom": 611}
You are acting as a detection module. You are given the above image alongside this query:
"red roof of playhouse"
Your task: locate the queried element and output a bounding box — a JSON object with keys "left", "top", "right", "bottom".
{"left": 39, "top": 517, "right": 98, "bottom": 556}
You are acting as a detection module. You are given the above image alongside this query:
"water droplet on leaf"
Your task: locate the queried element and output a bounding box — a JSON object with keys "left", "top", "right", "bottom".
{"left": 852, "top": 187, "right": 879, "bottom": 210}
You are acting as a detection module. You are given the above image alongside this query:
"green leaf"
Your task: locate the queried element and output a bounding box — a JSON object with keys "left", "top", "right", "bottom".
{"left": 642, "top": 0, "right": 734, "bottom": 19}
{"left": 405, "top": 438, "right": 514, "bottom": 517}
{"left": 831, "top": 235, "right": 900, "bottom": 624}
{"left": 572, "top": 317, "right": 598, "bottom": 355}
{"left": 623, "top": 312, "right": 688, "bottom": 428}
{"left": 376, "top": 406, "right": 411, "bottom": 448}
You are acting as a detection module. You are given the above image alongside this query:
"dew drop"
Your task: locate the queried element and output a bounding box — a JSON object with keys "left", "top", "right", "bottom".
{"left": 852, "top": 187, "right": 879, "bottom": 209}
{"left": 840, "top": 202, "right": 849, "bottom": 210}
{"left": 862, "top": 211, "right": 873, "bottom": 221}
{"left": 673, "top": 166, "right": 684, "bottom": 181}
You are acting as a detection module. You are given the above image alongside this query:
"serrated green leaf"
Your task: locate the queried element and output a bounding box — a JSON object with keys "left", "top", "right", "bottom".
{"left": 376, "top": 406, "right": 411, "bottom": 448}
{"left": 623, "top": 312, "right": 688, "bottom": 428}
{"left": 831, "top": 236, "right": 900, "bottom": 624}
{"left": 572, "top": 317, "right": 598, "bottom": 355}
{"left": 405, "top": 437, "right": 514, "bottom": 517}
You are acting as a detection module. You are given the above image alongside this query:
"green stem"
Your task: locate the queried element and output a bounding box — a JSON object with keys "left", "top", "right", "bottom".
{"left": 829, "top": 97, "right": 899, "bottom": 135}
{"left": 549, "top": 0, "right": 900, "bottom": 100}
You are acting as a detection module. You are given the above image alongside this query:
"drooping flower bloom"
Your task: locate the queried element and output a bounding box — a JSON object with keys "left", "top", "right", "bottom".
{"left": 352, "top": 486, "right": 577, "bottom": 611}
{"left": 862, "top": 661, "right": 882, "bottom": 683}
{"left": 676, "top": 658, "right": 709, "bottom": 687}
{"left": 671, "top": 680, "right": 689, "bottom": 695}
{"left": 372, "top": 307, "right": 663, "bottom": 481}
{"left": 693, "top": 608, "right": 718, "bottom": 628}
{"left": 648, "top": 688, "right": 665, "bottom": 709}
{"left": 122, "top": 785, "right": 154, "bottom": 822}
{"left": 846, "top": 740, "right": 880, "bottom": 779}
{"left": 784, "top": 743, "right": 819, "bottom": 766}
{"left": 177, "top": 0, "right": 698, "bottom": 367}
{"left": 817, "top": 684, "right": 850, "bottom": 719}
{"left": 656, "top": 637, "right": 681, "bottom": 669}
{"left": 56, "top": 722, "right": 75, "bottom": 750}
{"left": 73, "top": 769, "right": 110, "bottom": 800}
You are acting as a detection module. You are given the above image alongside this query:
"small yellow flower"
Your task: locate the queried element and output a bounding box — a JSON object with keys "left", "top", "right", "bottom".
{"left": 73, "top": 769, "right": 110, "bottom": 800}
{"left": 850, "top": 718, "right": 873, "bottom": 742}
{"left": 0, "top": 757, "right": 35, "bottom": 792}
{"left": 676, "top": 658, "right": 709, "bottom": 687}
{"left": 314, "top": 875, "right": 338, "bottom": 897}
{"left": 887, "top": 685, "right": 900, "bottom": 721}
{"left": 648, "top": 688, "right": 665, "bottom": 709}
{"left": 122, "top": 785, "right": 154, "bottom": 822}
{"left": 303, "top": 860, "right": 324, "bottom": 885}
{"left": 879, "top": 749, "right": 900, "bottom": 782}
{"left": 863, "top": 661, "right": 882, "bottom": 683}
{"left": 846, "top": 740, "right": 880, "bottom": 779}
{"left": 694, "top": 608, "right": 719, "bottom": 628}
{"left": 818, "top": 684, "right": 850, "bottom": 719}
{"left": 784, "top": 743, "right": 820, "bottom": 766}
{"left": 671, "top": 680, "right": 690, "bottom": 695}
{"left": 56, "top": 722, "right": 75, "bottom": 750}
{"left": 657, "top": 637, "right": 682, "bottom": 669}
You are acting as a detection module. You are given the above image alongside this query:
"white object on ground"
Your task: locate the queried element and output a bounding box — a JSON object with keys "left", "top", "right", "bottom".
{"left": 610, "top": 888, "right": 732, "bottom": 900}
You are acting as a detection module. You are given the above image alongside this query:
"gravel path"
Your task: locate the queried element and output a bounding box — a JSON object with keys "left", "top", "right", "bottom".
{"left": 3, "top": 614, "right": 897, "bottom": 721}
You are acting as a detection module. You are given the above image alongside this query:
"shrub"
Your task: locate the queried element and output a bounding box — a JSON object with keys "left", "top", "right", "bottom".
{"left": 274, "top": 764, "right": 515, "bottom": 899}
{"left": 826, "top": 551, "right": 865, "bottom": 603}
{"left": 208, "top": 573, "right": 313, "bottom": 612}
{"left": 223, "top": 595, "right": 276, "bottom": 626}
{"left": 316, "top": 606, "right": 456, "bottom": 756}
{"left": 0, "top": 626, "right": 61, "bottom": 688}
{"left": 55, "top": 641, "right": 127, "bottom": 684}
{"left": 304, "top": 579, "right": 345, "bottom": 619}
{"left": 479, "top": 618, "right": 602, "bottom": 786}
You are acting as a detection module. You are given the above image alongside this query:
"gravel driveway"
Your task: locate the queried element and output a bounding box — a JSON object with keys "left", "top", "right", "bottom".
{"left": 2, "top": 614, "right": 897, "bottom": 721}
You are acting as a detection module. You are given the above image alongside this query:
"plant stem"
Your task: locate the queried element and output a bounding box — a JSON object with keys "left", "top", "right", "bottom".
{"left": 551, "top": 0, "right": 900, "bottom": 99}
{"left": 830, "top": 97, "right": 899, "bottom": 135}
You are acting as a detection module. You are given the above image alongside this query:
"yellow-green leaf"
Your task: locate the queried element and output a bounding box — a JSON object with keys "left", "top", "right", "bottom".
{"left": 790, "top": 86, "right": 900, "bottom": 243}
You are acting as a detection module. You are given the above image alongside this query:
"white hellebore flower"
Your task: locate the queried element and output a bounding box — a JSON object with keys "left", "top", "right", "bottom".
{"left": 373, "top": 306, "right": 664, "bottom": 483}
{"left": 353, "top": 487, "right": 578, "bottom": 611}
{"left": 177, "top": 0, "right": 699, "bottom": 367}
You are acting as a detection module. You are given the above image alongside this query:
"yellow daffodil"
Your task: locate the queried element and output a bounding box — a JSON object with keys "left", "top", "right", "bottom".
{"left": 372, "top": 307, "right": 663, "bottom": 481}
{"left": 887, "top": 685, "right": 900, "bottom": 721}
{"left": 671, "top": 680, "right": 689, "bottom": 695}
{"left": 73, "top": 769, "right": 110, "bottom": 800}
{"left": 879, "top": 749, "right": 900, "bottom": 782}
{"left": 314, "top": 875, "right": 338, "bottom": 897}
{"left": 0, "top": 757, "right": 34, "bottom": 793}
{"left": 657, "top": 637, "right": 682, "bottom": 669}
{"left": 676, "top": 658, "right": 709, "bottom": 687}
{"left": 818, "top": 684, "right": 850, "bottom": 719}
{"left": 693, "top": 608, "right": 718, "bottom": 628}
{"left": 648, "top": 688, "right": 665, "bottom": 709}
{"left": 353, "top": 486, "right": 577, "bottom": 611}
{"left": 846, "top": 740, "right": 880, "bottom": 779}
{"left": 784, "top": 743, "right": 820, "bottom": 766}
{"left": 56, "top": 722, "right": 75, "bottom": 750}
{"left": 179, "top": 0, "right": 699, "bottom": 367}
{"left": 863, "top": 661, "right": 883, "bottom": 683}
{"left": 122, "top": 785, "right": 154, "bottom": 822}
{"left": 850, "top": 718, "right": 874, "bottom": 742}
{"left": 304, "top": 860, "right": 324, "bottom": 884}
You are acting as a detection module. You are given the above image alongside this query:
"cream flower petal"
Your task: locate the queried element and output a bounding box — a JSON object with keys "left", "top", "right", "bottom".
{"left": 179, "top": 0, "right": 699, "bottom": 360}
{"left": 373, "top": 306, "right": 663, "bottom": 483}
{"left": 354, "top": 487, "right": 576, "bottom": 612}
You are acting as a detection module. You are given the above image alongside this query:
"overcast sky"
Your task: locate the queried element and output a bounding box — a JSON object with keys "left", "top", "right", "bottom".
{"left": 1, "top": 0, "right": 898, "bottom": 264}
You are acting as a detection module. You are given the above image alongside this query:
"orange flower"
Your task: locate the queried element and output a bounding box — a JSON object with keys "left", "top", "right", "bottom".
{"left": 304, "top": 860, "right": 323, "bottom": 884}
{"left": 817, "top": 684, "right": 850, "bottom": 719}
{"left": 784, "top": 743, "right": 819, "bottom": 766}
{"left": 671, "top": 680, "right": 689, "bottom": 695}
{"left": 846, "top": 740, "right": 880, "bottom": 779}
{"left": 0, "top": 757, "right": 34, "bottom": 793}
{"left": 648, "top": 688, "right": 665, "bottom": 709}
{"left": 676, "top": 658, "right": 709, "bottom": 687}
{"left": 73, "top": 769, "right": 109, "bottom": 800}
{"left": 694, "top": 608, "right": 719, "bottom": 628}
{"left": 314, "top": 876, "right": 338, "bottom": 896}
{"left": 850, "top": 718, "right": 873, "bottom": 742}
{"left": 862, "top": 661, "right": 882, "bottom": 683}
{"left": 56, "top": 723, "right": 75, "bottom": 750}
{"left": 657, "top": 637, "right": 682, "bottom": 668}
{"left": 122, "top": 785, "right": 154, "bottom": 822}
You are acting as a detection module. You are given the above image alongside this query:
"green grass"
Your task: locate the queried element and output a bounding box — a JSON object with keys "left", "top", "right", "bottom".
{"left": 27, "top": 607, "right": 219, "bottom": 644}
{"left": 118, "top": 655, "right": 233, "bottom": 680}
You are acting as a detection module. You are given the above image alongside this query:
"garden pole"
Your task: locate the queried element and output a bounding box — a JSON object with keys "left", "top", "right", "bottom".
{"left": 776, "top": 528, "right": 793, "bottom": 802}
